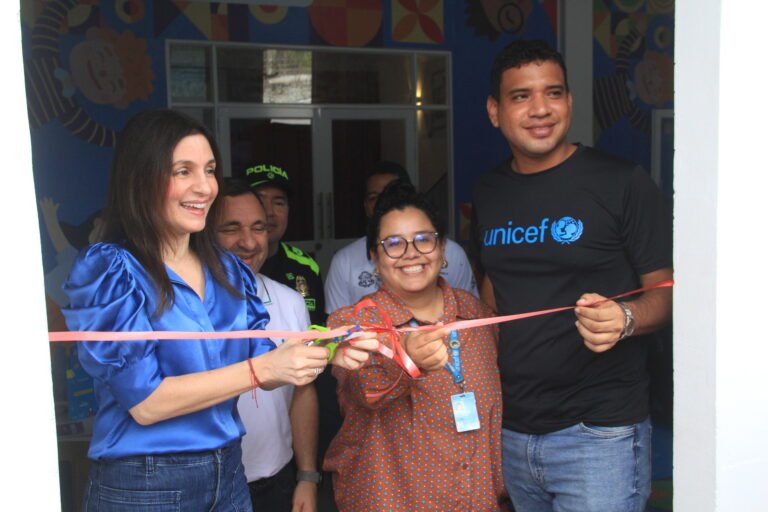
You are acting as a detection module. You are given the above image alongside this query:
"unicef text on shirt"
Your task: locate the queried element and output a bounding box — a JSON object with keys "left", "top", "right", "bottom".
{"left": 483, "top": 217, "right": 584, "bottom": 246}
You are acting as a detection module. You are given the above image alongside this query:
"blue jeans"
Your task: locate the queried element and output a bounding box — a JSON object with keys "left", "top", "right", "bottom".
{"left": 82, "top": 442, "right": 252, "bottom": 512}
{"left": 501, "top": 417, "right": 652, "bottom": 512}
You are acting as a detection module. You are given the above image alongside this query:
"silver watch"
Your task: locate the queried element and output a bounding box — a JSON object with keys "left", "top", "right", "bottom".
{"left": 617, "top": 302, "right": 636, "bottom": 340}
{"left": 297, "top": 470, "right": 322, "bottom": 484}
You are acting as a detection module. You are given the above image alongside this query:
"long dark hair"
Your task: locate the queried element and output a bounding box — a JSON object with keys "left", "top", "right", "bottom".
{"left": 100, "top": 109, "right": 235, "bottom": 312}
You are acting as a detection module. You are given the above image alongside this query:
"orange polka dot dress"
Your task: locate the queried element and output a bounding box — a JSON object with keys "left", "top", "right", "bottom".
{"left": 324, "top": 280, "right": 504, "bottom": 511}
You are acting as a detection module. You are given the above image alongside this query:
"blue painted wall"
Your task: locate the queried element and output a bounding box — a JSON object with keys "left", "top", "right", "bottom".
{"left": 22, "top": 0, "right": 558, "bottom": 277}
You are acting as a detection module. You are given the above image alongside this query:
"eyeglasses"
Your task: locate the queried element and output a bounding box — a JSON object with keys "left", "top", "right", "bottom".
{"left": 378, "top": 231, "right": 439, "bottom": 258}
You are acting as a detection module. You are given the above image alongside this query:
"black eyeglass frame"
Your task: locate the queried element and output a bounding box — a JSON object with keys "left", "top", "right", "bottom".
{"left": 377, "top": 231, "right": 440, "bottom": 259}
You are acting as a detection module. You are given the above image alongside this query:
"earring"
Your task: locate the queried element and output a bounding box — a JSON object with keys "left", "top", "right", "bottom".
{"left": 373, "top": 268, "right": 380, "bottom": 278}
{"left": 441, "top": 258, "right": 448, "bottom": 269}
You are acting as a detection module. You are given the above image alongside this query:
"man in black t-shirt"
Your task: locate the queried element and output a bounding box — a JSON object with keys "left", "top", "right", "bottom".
{"left": 472, "top": 40, "right": 672, "bottom": 512}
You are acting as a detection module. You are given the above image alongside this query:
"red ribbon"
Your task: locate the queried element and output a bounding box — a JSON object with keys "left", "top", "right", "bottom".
{"left": 48, "top": 280, "right": 674, "bottom": 377}
{"left": 353, "top": 298, "right": 421, "bottom": 380}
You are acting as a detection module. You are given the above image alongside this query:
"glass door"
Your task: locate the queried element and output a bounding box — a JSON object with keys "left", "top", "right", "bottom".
{"left": 217, "top": 106, "right": 417, "bottom": 275}
{"left": 314, "top": 108, "right": 416, "bottom": 272}
{"left": 218, "top": 105, "right": 317, "bottom": 246}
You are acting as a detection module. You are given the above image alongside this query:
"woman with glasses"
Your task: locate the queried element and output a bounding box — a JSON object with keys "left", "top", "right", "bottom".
{"left": 323, "top": 182, "right": 505, "bottom": 511}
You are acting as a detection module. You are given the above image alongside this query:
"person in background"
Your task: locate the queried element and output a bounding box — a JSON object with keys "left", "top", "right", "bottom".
{"left": 242, "top": 163, "right": 337, "bottom": 508}
{"left": 324, "top": 160, "right": 477, "bottom": 315}
{"left": 216, "top": 178, "right": 321, "bottom": 512}
{"left": 62, "top": 109, "right": 378, "bottom": 511}
{"left": 473, "top": 40, "right": 672, "bottom": 512}
{"left": 244, "top": 163, "right": 325, "bottom": 326}
{"left": 325, "top": 182, "right": 504, "bottom": 511}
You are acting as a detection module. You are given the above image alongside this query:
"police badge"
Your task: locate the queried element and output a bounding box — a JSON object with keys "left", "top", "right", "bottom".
{"left": 295, "top": 275, "right": 309, "bottom": 297}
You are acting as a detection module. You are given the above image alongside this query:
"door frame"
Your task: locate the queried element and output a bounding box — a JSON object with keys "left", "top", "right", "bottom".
{"left": 216, "top": 105, "right": 419, "bottom": 273}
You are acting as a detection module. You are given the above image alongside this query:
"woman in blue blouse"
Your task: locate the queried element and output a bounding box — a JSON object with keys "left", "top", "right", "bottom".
{"left": 63, "top": 109, "right": 377, "bottom": 511}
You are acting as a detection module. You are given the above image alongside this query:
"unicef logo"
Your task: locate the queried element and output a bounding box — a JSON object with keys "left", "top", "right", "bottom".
{"left": 551, "top": 216, "right": 584, "bottom": 244}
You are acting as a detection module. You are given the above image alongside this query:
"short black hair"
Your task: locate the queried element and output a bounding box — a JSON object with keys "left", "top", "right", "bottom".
{"left": 222, "top": 177, "right": 256, "bottom": 198}
{"left": 220, "top": 177, "right": 265, "bottom": 212}
{"left": 366, "top": 181, "right": 444, "bottom": 259}
{"left": 490, "top": 39, "right": 569, "bottom": 100}
{"left": 366, "top": 160, "right": 412, "bottom": 185}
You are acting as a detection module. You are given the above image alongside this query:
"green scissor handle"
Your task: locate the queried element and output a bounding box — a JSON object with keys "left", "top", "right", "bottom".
{"left": 308, "top": 325, "right": 341, "bottom": 361}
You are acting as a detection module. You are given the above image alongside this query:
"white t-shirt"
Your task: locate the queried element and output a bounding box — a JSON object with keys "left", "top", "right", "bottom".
{"left": 238, "top": 273, "right": 311, "bottom": 482}
{"left": 324, "top": 236, "right": 478, "bottom": 314}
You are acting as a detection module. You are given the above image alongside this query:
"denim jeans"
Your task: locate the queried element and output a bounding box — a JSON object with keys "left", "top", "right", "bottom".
{"left": 82, "top": 442, "right": 252, "bottom": 512}
{"left": 501, "top": 417, "right": 652, "bottom": 512}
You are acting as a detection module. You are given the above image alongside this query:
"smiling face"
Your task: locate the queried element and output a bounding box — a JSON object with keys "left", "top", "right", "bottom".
{"left": 371, "top": 206, "right": 445, "bottom": 299}
{"left": 216, "top": 193, "right": 269, "bottom": 273}
{"left": 487, "top": 60, "right": 573, "bottom": 173}
{"left": 162, "top": 134, "right": 218, "bottom": 246}
{"left": 69, "top": 38, "right": 126, "bottom": 105}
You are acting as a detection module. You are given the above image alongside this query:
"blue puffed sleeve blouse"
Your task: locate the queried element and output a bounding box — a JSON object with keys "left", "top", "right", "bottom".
{"left": 62, "top": 243, "right": 275, "bottom": 460}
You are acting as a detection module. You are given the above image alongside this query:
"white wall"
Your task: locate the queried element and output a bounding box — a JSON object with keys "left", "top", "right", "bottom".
{"left": 676, "top": 0, "right": 768, "bottom": 510}
{"left": 0, "top": 4, "right": 61, "bottom": 509}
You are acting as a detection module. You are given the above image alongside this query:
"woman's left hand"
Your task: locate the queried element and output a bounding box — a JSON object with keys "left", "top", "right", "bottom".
{"left": 331, "top": 330, "right": 380, "bottom": 370}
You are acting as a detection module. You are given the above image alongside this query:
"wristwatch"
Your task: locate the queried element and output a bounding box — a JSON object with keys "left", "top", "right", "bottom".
{"left": 617, "top": 301, "right": 636, "bottom": 340}
{"left": 297, "top": 470, "right": 322, "bottom": 484}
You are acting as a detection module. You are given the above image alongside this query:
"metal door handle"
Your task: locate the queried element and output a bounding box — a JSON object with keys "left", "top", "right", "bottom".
{"left": 316, "top": 192, "right": 325, "bottom": 239}
{"left": 326, "top": 191, "right": 334, "bottom": 239}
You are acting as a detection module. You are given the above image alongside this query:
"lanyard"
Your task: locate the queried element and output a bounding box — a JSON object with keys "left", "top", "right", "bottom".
{"left": 445, "top": 330, "right": 465, "bottom": 389}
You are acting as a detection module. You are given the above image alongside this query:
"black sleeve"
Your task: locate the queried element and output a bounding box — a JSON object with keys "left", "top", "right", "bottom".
{"left": 309, "top": 270, "right": 327, "bottom": 326}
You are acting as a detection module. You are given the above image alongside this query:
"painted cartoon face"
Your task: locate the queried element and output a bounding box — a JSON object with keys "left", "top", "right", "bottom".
{"left": 487, "top": 60, "right": 573, "bottom": 173}
{"left": 69, "top": 39, "right": 126, "bottom": 105}
{"left": 216, "top": 193, "right": 269, "bottom": 273}
{"left": 163, "top": 134, "right": 218, "bottom": 244}
{"left": 371, "top": 206, "right": 445, "bottom": 299}
{"left": 634, "top": 52, "right": 673, "bottom": 107}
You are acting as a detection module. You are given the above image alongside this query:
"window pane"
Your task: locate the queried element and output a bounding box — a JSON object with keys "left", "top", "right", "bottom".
{"left": 228, "top": 118, "right": 314, "bottom": 241}
{"left": 169, "top": 45, "right": 212, "bottom": 102}
{"left": 416, "top": 54, "right": 447, "bottom": 105}
{"left": 263, "top": 49, "right": 312, "bottom": 104}
{"left": 418, "top": 110, "right": 449, "bottom": 229}
{"left": 331, "top": 119, "right": 407, "bottom": 238}
{"left": 312, "top": 52, "right": 413, "bottom": 104}
{"left": 217, "top": 47, "right": 264, "bottom": 102}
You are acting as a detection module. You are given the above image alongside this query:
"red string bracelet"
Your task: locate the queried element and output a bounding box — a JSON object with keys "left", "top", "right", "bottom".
{"left": 247, "top": 358, "right": 260, "bottom": 404}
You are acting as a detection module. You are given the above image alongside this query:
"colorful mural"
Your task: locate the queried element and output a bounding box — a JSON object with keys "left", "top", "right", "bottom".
{"left": 464, "top": 0, "right": 558, "bottom": 42}
{"left": 23, "top": 0, "right": 153, "bottom": 148}
{"left": 392, "top": 0, "right": 444, "bottom": 44}
{"left": 593, "top": 0, "right": 674, "bottom": 170}
{"left": 309, "top": 0, "right": 383, "bottom": 46}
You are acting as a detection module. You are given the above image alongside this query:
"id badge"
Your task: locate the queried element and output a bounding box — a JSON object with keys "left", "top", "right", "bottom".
{"left": 451, "top": 392, "right": 480, "bottom": 432}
